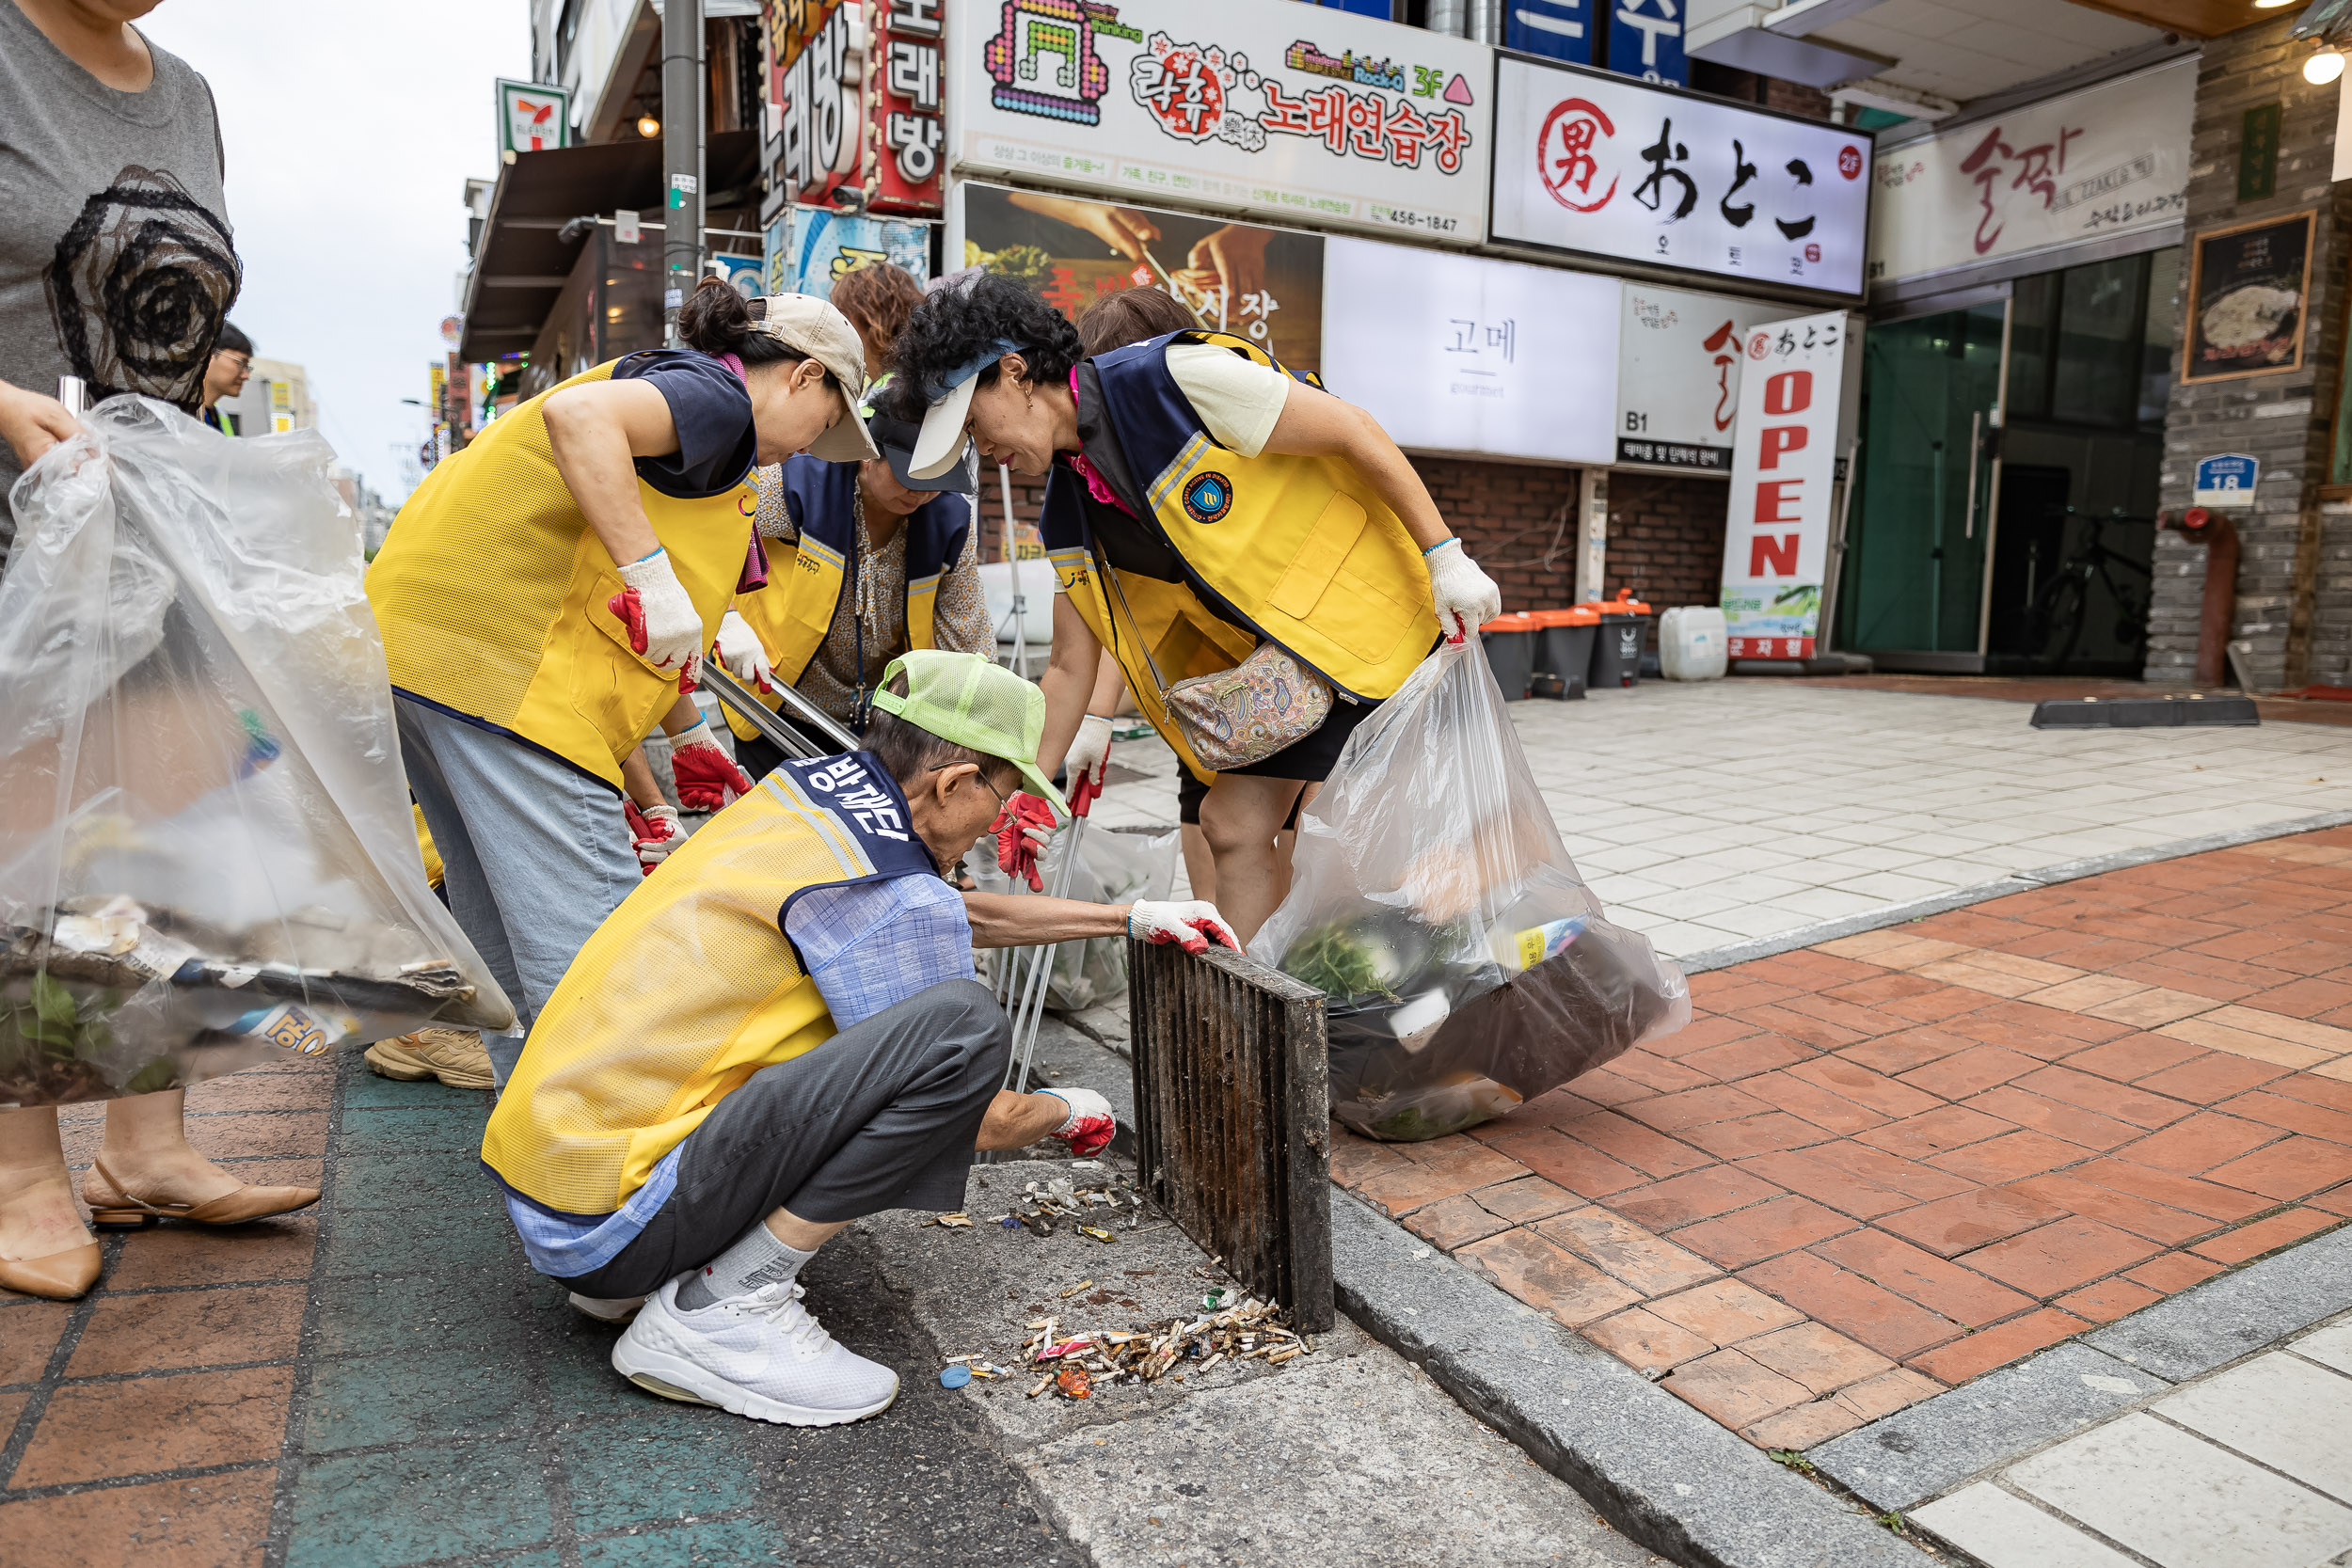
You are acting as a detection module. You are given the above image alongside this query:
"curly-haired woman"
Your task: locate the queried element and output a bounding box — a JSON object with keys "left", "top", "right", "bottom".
{"left": 887, "top": 276, "right": 1502, "bottom": 943}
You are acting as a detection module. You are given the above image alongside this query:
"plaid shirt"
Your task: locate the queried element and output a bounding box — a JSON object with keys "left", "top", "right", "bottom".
{"left": 502, "top": 872, "right": 974, "bottom": 1278}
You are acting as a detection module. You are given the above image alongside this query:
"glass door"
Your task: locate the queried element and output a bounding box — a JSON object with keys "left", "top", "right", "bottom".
{"left": 1837, "top": 302, "right": 2007, "bottom": 660}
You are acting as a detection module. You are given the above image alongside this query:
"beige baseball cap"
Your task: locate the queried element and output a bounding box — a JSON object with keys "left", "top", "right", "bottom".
{"left": 747, "top": 293, "right": 882, "bottom": 463}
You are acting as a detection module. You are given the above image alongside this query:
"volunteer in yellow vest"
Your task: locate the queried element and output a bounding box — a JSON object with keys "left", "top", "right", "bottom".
{"left": 708, "top": 396, "right": 994, "bottom": 776}
{"left": 886, "top": 277, "right": 1503, "bottom": 943}
{"left": 365, "top": 279, "right": 878, "bottom": 1087}
{"left": 481, "top": 651, "right": 1236, "bottom": 1427}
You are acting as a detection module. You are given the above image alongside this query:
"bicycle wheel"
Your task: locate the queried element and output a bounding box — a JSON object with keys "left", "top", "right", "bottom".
{"left": 2041, "top": 574, "right": 2088, "bottom": 670}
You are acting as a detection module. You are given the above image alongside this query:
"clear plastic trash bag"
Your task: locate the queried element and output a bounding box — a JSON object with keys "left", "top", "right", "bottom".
{"left": 0, "top": 398, "right": 515, "bottom": 1106}
{"left": 1249, "top": 640, "right": 1690, "bottom": 1141}
{"left": 967, "top": 821, "right": 1179, "bottom": 1010}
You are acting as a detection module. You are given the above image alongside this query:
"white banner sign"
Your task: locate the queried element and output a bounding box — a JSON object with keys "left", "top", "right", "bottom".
{"left": 1322, "top": 236, "right": 1618, "bottom": 465}
{"left": 1615, "top": 282, "right": 1791, "bottom": 473}
{"left": 1868, "top": 57, "right": 2194, "bottom": 288}
{"left": 946, "top": 0, "right": 1494, "bottom": 245}
{"left": 1720, "top": 310, "right": 1849, "bottom": 658}
{"left": 1490, "top": 57, "right": 1871, "bottom": 296}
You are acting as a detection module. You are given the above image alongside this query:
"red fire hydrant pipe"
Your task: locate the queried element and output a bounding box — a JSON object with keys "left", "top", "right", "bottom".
{"left": 2162, "top": 507, "right": 2239, "bottom": 689}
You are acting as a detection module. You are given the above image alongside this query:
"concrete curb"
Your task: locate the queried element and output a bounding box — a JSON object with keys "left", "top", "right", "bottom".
{"left": 1328, "top": 1193, "right": 1923, "bottom": 1568}
{"left": 1812, "top": 1221, "right": 2352, "bottom": 1513}
{"left": 1673, "top": 807, "right": 2352, "bottom": 974}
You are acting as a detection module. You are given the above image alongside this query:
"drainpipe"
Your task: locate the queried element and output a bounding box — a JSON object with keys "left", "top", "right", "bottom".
{"left": 1426, "top": 0, "right": 1469, "bottom": 35}
{"left": 2163, "top": 507, "right": 2239, "bottom": 689}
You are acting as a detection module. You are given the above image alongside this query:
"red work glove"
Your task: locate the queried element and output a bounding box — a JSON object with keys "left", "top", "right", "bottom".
{"left": 1042, "top": 1087, "right": 1117, "bottom": 1159}
{"left": 606, "top": 588, "right": 699, "bottom": 692}
{"left": 1127, "top": 900, "right": 1240, "bottom": 956}
{"left": 624, "top": 800, "right": 680, "bottom": 876}
{"left": 991, "top": 791, "right": 1057, "bottom": 892}
{"left": 668, "top": 719, "right": 755, "bottom": 813}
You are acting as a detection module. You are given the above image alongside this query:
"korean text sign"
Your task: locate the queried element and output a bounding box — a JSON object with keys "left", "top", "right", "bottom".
{"left": 765, "top": 0, "right": 866, "bottom": 207}
{"left": 1720, "top": 311, "right": 1848, "bottom": 658}
{"left": 1322, "top": 236, "right": 1617, "bottom": 464}
{"left": 1490, "top": 57, "right": 1869, "bottom": 297}
{"left": 1615, "top": 282, "right": 1789, "bottom": 473}
{"left": 1867, "top": 57, "right": 2191, "bottom": 289}
{"left": 946, "top": 0, "right": 1494, "bottom": 245}
{"left": 874, "top": 0, "right": 947, "bottom": 212}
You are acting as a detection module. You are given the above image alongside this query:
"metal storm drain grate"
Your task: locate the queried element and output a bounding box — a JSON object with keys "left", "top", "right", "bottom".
{"left": 1128, "top": 940, "right": 1334, "bottom": 1332}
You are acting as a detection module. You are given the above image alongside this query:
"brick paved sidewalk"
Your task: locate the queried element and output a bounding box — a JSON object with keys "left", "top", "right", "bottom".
{"left": 1334, "top": 825, "right": 2352, "bottom": 1452}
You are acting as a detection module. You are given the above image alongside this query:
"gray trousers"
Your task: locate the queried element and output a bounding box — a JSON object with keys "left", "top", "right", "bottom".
{"left": 395, "top": 696, "right": 641, "bottom": 1044}
{"left": 555, "top": 979, "right": 1011, "bottom": 1299}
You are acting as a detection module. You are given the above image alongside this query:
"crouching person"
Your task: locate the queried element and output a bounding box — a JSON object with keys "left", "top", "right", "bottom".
{"left": 479, "top": 650, "right": 1234, "bottom": 1426}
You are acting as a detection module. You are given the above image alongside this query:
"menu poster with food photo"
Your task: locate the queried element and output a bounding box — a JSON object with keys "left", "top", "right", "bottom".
{"left": 2184, "top": 210, "right": 2314, "bottom": 383}
{"left": 958, "top": 182, "right": 1326, "bottom": 372}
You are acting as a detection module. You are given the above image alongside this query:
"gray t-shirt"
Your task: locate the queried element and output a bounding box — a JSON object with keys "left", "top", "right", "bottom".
{"left": 0, "top": 4, "right": 237, "bottom": 531}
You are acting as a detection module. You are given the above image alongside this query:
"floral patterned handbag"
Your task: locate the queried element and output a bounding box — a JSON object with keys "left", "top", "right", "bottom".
{"left": 1106, "top": 568, "right": 1331, "bottom": 770}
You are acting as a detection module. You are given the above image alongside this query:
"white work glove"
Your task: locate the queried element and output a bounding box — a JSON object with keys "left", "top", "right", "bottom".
{"left": 713, "top": 609, "right": 776, "bottom": 693}
{"left": 1128, "top": 899, "right": 1240, "bottom": 956}
{"left": 1423, "top": 538, "right": 1502, "bottom": 644}
{"left": 1064, "top": 713, "right": 1113, "bottom": 811}
{"left": 625, "top": 800, "right": 681, "bottom": 872}
{"left": 668, "top": 718, "right": 755, "bottom": 813}
{"left": 1041, "top": 1086, "right": 1116, "bottom": 1158}
{"left": 611, "top": 546, "right": 705, "bottom": 681}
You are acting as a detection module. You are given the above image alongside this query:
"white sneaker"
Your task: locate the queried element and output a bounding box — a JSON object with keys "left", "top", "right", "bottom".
{"left": 611, "top": 1276, "right": 899, "bottom": 1426}
{"left": 568, "top": 1291, "right": 647, "bottom": 1323}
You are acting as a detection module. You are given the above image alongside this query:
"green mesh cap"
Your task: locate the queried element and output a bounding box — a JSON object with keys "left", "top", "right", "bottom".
{"left": 868, "top": 650, "right": 1068, "bottom": 817}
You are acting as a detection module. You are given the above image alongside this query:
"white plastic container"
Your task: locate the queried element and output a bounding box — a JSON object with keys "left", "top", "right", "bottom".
{"left": 1659, "top": 606, "right": 1728, "bottom": 681}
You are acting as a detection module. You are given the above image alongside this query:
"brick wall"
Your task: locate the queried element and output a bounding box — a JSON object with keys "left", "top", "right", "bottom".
{"left": 2152, "top": 15, "right": 2352, "bottom": 689}
{"left": 977, "top": 458, "right": 1730, "bottom": 643}
{"left": 1690, "top": 61, "right": 1835, "bottom": 123}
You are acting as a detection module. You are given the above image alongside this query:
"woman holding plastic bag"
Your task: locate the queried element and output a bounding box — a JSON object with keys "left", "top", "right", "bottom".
{"left": 885, "top": 277, "right": 1503, "bottom": 943}
{"left": 1249, "top": 641, "right": 1692, "bottom": 1142}
{"left": 365, "top": 281, "right": 877, "bottom": 1065}
{"left": 0, "top": 392, "right": 516, "bottom": 1298}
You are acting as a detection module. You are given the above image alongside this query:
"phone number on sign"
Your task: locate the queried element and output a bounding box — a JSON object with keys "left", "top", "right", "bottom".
{"left": 1368, "top": 205, "right": 1461, "bottom": 235}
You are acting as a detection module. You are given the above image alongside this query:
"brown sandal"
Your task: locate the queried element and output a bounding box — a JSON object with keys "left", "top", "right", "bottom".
{"left": 83, "top": 1158, "right": 320, "bottom": 1229}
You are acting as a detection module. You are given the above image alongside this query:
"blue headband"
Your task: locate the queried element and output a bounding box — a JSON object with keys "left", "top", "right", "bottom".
{"left": 927, "top": 339, "right": 1027, "bottom": 405}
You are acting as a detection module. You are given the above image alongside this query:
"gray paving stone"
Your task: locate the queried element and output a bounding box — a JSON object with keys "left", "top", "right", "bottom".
{"left": 2088, "top": 1223, "right": 2352, "bottom": 1383}
{"left": 1908, "top": 1483, "right": 2138, "bottom": 1568}
{"left": 1329, "top": 1192, "right": 1921, "bottom": 1568}
{"left": 2295, "top": 1319, "right": 2352, "bottom": 1378}
{"left": 2154, "top": 1350, "right": 2352, "bottom": 1504}
{"left": 2009, "top": 1413, "right": 2352, "bottom": 1568}
{"left": 1809, "top": 1343, "right": 2169, "bottom": 1513}
{"left": 1020, "top": 1351, "right": 1657, "bottom": 1568}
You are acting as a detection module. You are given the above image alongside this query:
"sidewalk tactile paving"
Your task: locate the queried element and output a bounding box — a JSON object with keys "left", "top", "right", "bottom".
{"left": 1330, "top": 826, "right": 2352, "bottom": 1449}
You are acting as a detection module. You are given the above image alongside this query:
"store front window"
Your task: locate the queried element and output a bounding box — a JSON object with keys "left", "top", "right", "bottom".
{"left": 1840, "top": 245, "right": 2179, "bottom": 675}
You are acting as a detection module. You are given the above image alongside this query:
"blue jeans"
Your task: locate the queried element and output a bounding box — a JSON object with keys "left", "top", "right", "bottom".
{"left": 395, "top": 697, "right": 640, "bottom": 1071}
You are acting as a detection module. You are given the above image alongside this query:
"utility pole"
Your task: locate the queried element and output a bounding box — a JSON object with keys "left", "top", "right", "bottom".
{"left": 661, "top": 0, "right": 705, "bottom": 346}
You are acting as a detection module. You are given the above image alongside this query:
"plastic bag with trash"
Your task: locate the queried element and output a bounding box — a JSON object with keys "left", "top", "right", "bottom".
{"left": 0, "top": 397, "right": 515, "bottom": 1107}
{"left": 967, "top": 821, "right": 1179, "bottom": 1010}
{"left": 1249, "top": 640, "right": 1689, "bottom": 1141}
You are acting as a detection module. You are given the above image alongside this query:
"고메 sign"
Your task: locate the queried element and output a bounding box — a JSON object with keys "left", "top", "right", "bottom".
{"left": 1491, "top": 57, "right": 1870, "bottom": 297}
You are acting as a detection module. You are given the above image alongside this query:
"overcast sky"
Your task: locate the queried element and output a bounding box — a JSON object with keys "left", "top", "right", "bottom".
{"left": 143, "top": 0, "right": 532, "bottom": 504}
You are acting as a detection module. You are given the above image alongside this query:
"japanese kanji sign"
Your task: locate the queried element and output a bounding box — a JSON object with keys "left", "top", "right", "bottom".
{"left": 1491, "top": 57, "right": 1870, "bottom": 296}
{"left": 1867, "top": 56, "right": 2191, "bottom": 290}
{"left": 1719, "top": 310, "right": 1857, "bottom": 660}
{"left": 946, "top": 0, "right": 1493, "bottom": 245}
{"left": 1614, "top": 282, "right": 1790, "bottom": 474}
{"left": 1322, "top": 236, "right": 1617, "bottom": 465}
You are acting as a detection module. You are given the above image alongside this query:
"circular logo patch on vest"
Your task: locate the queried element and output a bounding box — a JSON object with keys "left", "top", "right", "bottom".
{"left": 1183, "top": 472, "right": 1233, "bottom": 524}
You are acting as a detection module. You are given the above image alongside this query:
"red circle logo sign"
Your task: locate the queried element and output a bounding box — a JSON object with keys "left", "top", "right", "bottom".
{"left": 1748, "top": 331, "right": 1772, "bottom": 360}
{"left": 1538, "top": 98, "right": 1618, "bottom": 213}
{"left": 1837, "top": 144, "right": 1863, "bottom": 180}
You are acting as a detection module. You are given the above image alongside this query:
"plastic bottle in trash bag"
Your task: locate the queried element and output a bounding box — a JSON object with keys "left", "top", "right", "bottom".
{"left": 0, "top": 397, "right": 515, "bottom": 1106}
{"left": 1249, "top": 640, "right": 1690, "bottom": 1141}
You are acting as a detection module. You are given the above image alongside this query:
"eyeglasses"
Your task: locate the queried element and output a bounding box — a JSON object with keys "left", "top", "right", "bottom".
{"left": 215, "top": 352, "right": 250, "bottom": 372}
{"left": 929, "top": 760, "right": 1006, "bottom": 806}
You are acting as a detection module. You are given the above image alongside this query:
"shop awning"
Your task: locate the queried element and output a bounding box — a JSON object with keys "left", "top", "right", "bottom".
{"left": 457, "top": 131, "right": 761, "bottom": 363}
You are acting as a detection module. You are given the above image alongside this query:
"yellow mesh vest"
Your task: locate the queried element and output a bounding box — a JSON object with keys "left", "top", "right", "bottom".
{"left": 367, "top": 358, "right": 758, "bottom": 787}
{"left": 481, "top": 768, "right": 897, "bottom": 1214}
{"left": 722, "top": 535, "right": 940, "bottom": 742}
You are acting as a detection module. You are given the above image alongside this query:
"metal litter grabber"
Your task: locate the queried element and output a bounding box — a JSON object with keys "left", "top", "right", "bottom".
{"left": 699, "top": 663, "right": 862, "bottom": 758}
